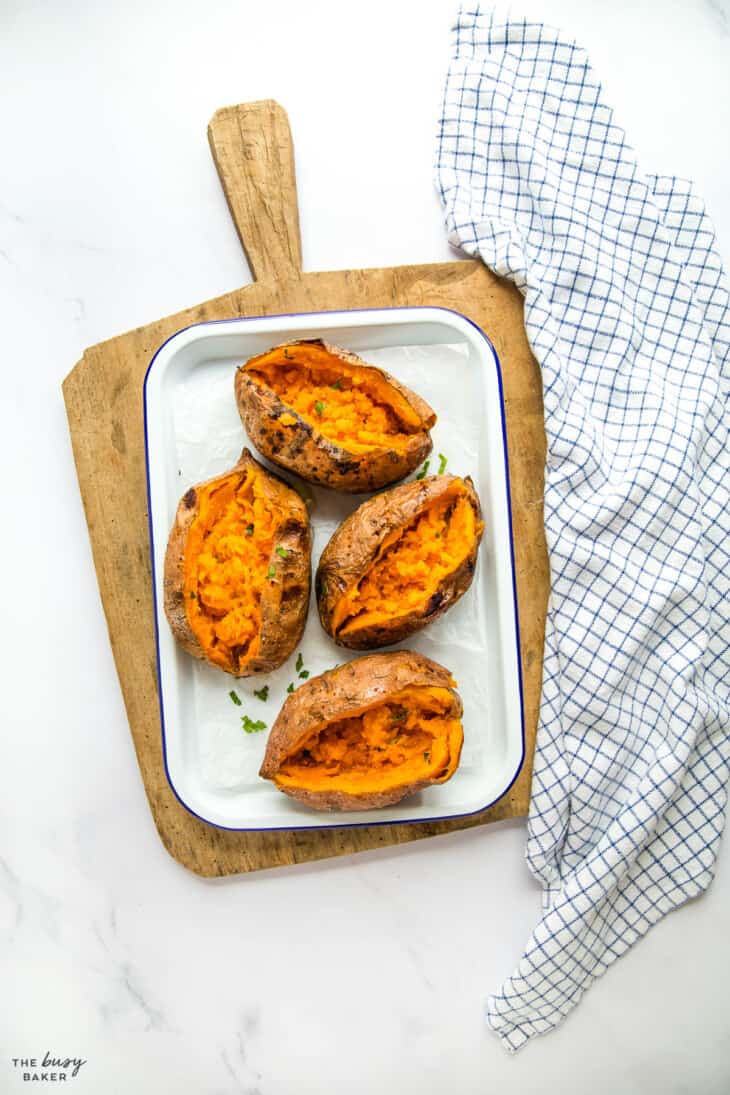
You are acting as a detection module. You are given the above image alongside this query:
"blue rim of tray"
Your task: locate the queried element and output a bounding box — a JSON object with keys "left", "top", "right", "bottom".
{"left": 142, "top": 306, "right": 527, "bottom": 832}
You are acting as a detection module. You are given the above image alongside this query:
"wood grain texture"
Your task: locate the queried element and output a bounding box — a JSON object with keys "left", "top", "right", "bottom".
{"left": 208, "top": 101, "right": 302, "bottom": 282}
{"left": 63, "top": 102, "right": 549, "bottom": 877}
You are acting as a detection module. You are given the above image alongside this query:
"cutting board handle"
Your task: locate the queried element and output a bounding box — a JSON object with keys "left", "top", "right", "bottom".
{"left": 208, "top": 100, "right": 303, "bottom": 283}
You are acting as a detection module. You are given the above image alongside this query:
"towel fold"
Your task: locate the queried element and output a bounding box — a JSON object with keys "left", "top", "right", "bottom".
{"left": 435, "top": 6, "right": 730, "bottom": 1052}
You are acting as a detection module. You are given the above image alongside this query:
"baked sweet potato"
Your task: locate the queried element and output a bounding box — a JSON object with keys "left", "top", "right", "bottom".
{"left": 234, "top": 339, "right": 436, "bottom": 492}
{"left": 164, "top": 448, "right": 311, "bottom": 676}
{"left": 316, "top": 474, "right": 483, "bottom": 649}
{"left": 259, "top": 651, "right": 463, "bottom": 810}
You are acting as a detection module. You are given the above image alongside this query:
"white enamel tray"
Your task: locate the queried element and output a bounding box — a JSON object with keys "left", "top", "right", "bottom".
{"left": 144, "top": 307, "right": 525, "bottom": 830}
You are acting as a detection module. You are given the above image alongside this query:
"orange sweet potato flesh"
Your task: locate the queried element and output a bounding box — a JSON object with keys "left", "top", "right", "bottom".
{"left": 183, "top": 464, "right": 276, "bottom": 669}
{"left": 164, "top": 449, "right": 310, "bottom": 676}
{"left": 333, "top": 485, "right": 479, "bottom": 637}
{"left": 248, "top": 345, "right": 423, "bottom": 452}
{"left": 276, "top": 686, "right": 462, "bottom": 796}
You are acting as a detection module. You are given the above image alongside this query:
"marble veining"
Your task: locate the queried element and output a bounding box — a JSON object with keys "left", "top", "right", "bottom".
{"left": 706, "top": 0, "right": 730, "bottom": 35}
{"left": 0, "top": 855, "right": 61, "bottom": 944}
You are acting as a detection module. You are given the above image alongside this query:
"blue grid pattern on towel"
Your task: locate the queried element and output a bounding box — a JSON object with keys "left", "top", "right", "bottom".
{"left": 435, "top": 7, "right": 730, "bottom": 1052}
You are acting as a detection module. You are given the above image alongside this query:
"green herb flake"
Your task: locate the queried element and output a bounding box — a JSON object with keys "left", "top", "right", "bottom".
{"left": 437, "top": 453, "right": 448, "bottom": 475}
{"left": 267, "top": 564, "right": 276, "bottom": 579}
{"left": 314, "top": 400, "right": 325, "bottom": 417}
{"left": 295, "top": 652, "right": 304, "bottom": 672}
{"left": 275, "top": 546, "right": 289, "bottom": 559}
{"left": 241, "top": 715, "right": 267, "bottom": 734}
{"left": 189, "top": 591, "right": 197, "bottom": 600}
{"left": 253, "top": 685, "right": 269, "bottom": 702}
{"left": 286, "top": 682, "right": 295, "bottom": 694}
{"left": 423, "top": 751, "right": 431, "bottom": 763}
{"left": 415, "top": 460, "right": 430, "bottom": 480}
{"left": 229, "top": 690, "right": 242, "bottom": 706}
{"left": 392, "top": 707, "right": 407, "bottom": 722}
{"left": 298, "top": 670, "right": 310, "bottom": 680}
{"left": 330, "top": 378, "right": 344, "bottom": 390}
{"left": 245, "top": 524, "right": 254, "bottom": 536}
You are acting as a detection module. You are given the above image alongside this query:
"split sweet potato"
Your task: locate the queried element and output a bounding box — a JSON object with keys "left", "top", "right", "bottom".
{"left": 235, "top": 339, "right": 436, "bottom": 492}
{"left": 316, "top": 474, "right": 484, "bottom": 648}
{"left": 164, "top": 448, "right": 311, "bottom": 676}
{"left": 260, "top": 651, "right": 464, "bottom": 810}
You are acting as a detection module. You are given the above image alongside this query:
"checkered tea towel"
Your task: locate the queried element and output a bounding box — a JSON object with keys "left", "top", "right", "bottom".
{"left": 435, "top": 7, "right": 730, "bottom": 1052}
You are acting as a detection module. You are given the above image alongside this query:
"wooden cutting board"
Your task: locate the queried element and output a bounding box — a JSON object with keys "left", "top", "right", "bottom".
{"left": 63, "top": 100, "right": 548, "bottom": 877}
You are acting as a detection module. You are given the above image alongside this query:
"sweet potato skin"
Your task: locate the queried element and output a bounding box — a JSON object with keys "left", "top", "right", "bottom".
{"left": 163, "top": 448, "right": 311, "bottom": 676}
{"left": 234, "top": 340, "right": 435, "bottom": 493}
{"left": 316, "top": 474, "right": 483, "bottom": 649}
{"left": 259, "top": 651, "right": 463, "bottom": 811}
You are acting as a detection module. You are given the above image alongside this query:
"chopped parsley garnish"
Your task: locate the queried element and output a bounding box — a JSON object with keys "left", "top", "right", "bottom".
{"left": 275, "top": 546, "right": 289, "bottom": 559}
{"left": 392, "top": 708, "right": 407, "bottom": 722}
{"left": 189, "top": 591, "right": 196, "bottom": 599}
{"left": 330, "top": 378, "right": 343, "bottom": 390}
{"left": 241, "top": 716, "right": 267, "bottom": 734}
{"left": 437, "top": 453, "right": 448, "bottom": 475}
{"left": 286, "top": 682, "right": 295, "bottom": 694}
{"left": 245, "top": 524, "right": 254, "bottom": 536}
{"left": 298, "top": 670, "right": 310, "bottom": 680}
{"left": 295, "top": 652, "right": 304, "bottom": 672}
{"left": 267, "top": 564, "right": 276, "bottom": 579}
{"left": 423, "top": 751, "right": 431, "bottom": 763}
{"left": 415, "top": 460, "right": 430, "bottom": 480}
{"left": 253, "top": 685, "right": 269, "bottom": 702}
{"left": 314, "top": 400, "right": 325, "bottom": 417}
{"left": 229, "top": 690, "right": 242, "bottom": 706}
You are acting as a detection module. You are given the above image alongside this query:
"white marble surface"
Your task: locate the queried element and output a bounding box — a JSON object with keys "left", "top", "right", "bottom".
{"left": 2, "top": 1, "right": 729, "bottom": 1091}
